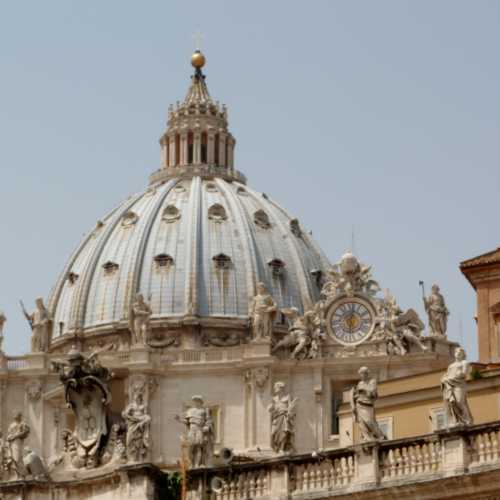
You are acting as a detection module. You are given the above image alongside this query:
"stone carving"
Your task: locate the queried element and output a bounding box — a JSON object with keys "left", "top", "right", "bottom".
{"left": 129, "top": 293, "right": 152, "bottom": 345}
{"left": 202, "top": 330, "right": 241, "bottom": 347}
{"left": 23, "top": 448, "right": 49, "bottom": 480}
{"left": 21, "top": 297, "right": 52, "bottom": 353}
{"left": 123, "top": 389, "right": 151, "bottom": 463}
{"left": 423, "top": 284, "right": 449, "bottom": 337}
{"left": 26, "top": 380, "right": 43, "bottom": 402}
{"left": 272, "top": 303, "right": 325, "bottom": 360}
{"left": 376, "top": 292, "right": 428, "bottom": 355}
{"left": 322, "top": 252, "right": 380, "bottom": 298}
{"left": 245, "top": 367, "right": 269, "bottom": 389}
{"left": 250, "top": 282, "right": 277, "bottom": 341}
{"left": 175, "top": 395, "right": 214, "bottom": 468}
{"left": 52, "top": 347, "right": 119, "bottom": 469}
{"left": 268, "top": 381, "right": 297, "bottom": 454}
{"left": 351, "top": 367, "right": 386, "bottom": 442}
{"left": 441, "top": 347, "right": 473, "bottom": 427}
{"left": 0, "top": 310, "right": 5, "bottom": 351}
{"left": 6, "top": 411, "right": 30, "bottom": 477}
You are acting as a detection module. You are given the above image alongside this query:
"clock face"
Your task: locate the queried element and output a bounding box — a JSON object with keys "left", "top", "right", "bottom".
{"left": 326, "top": 298, "right": 375, "bottom": 346}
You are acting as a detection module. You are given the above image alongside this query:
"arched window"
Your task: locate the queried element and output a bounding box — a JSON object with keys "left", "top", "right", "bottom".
{"left": 268, "top": 259, "right": 285, "bottom": 278}
{"left": 154, "top": 253, "right": 174, "bottom": 269}
{"left": 121, "top": 211, "right": 139, "bottom": 228}
{"left": 201, "top": 131, "right": 207, "bottom": 163}
{"left": 162, "top": 205, "right": 181, "bottom": 223}
{"left": 213, "top": 253, "right": 232, "bottom": 270}
{"left": 187, "top": 131, "right": 194, "bottom": 165}
{"left": 175, "top": 134, "right": 180, "bottom": 166}
{"left": 290, "top": 218, "right": 302, "bottom": 237}
{"left": 103, "top": 261, "right": 119, "bottom": 275}
{"left": 214, "top": 133, "right": 220, "bottom": 165}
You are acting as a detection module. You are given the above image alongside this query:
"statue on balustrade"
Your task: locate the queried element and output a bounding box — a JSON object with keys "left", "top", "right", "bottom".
{"left": 423, "top": 283, "right": 449, "bottom": 337}
{"left": 0, "top": 311, "right": 6, "bottom": 352}
{"left": 6, "top": 411, "right": 30, "bottom": 478}
{"left": 175, "top": 395, "right": 214, "bottom": 468}
{"left": 123, "top": 390, "right": 151, "bottom": 462}
{"left": 51, "top": 347, "right": 121, "bottom": 469}
{"left": 20, "top": 297, "right": 52, "bottom": 353}
{"left": 441, "top": 347, "right": 473, "bottom": 427}
{"left": 351, "top": 367, "right": 386, "bottom": 442}
{"left": 268, "top": 381, "right": 298, "bottom": 454}
{"left": 272, "top": 304, "right": 325, "bottom": 360}
{"left": 250, "top": 282, "right": 277, "bottom": 340}
{"left": 129, "top": 293, "right": 152, "bottom": 345}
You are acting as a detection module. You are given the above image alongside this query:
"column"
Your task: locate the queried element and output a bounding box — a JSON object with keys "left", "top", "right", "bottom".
{"left": 207, "top": 131, "right": 215, "bottom": 164}
{"left": 180, "top": 132, "right": 188, "bottom": 167}
{"left": 169, "top": 133, "right": 177, "bottom": 167}
{"left": 219, "top": 134, "right": 227, "bottom": 167}
{"left": 193, "top": 132, "right": 201, "bottom": 164}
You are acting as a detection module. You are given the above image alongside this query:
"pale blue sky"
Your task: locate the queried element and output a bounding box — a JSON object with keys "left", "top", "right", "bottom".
{"left": 1, "top": 1, "right": 499, "bottom": 358}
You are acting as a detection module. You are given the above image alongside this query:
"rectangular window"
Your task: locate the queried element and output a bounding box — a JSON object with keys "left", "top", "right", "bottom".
{"left": 430, "top": 407, "right": 447, "bottom": 431}
{"left": 331, "top": 392, "right": 342, "bottom": 435}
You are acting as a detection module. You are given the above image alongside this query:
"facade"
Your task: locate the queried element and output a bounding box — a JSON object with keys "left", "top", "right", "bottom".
{"left": 0, "top": 51, "right": 498, "bottom": 499}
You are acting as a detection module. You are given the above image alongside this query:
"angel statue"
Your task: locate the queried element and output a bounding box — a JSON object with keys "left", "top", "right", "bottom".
{"left": 272, "top": 305, "right": 324, "bottom": 360}
{"left": 129, "top": 293, "right": 152, "bottom": 345}
{"left": 250, "top": 282, "right": 277, "bottom": 340}
{"left": 351, "top": 367, "right": 386, "bottom": 442}
{"left": 268, "top": 382, "right": 298, "bottom": 454}
{"left": 20, "top": 298, "right": 51, "bottom": 353}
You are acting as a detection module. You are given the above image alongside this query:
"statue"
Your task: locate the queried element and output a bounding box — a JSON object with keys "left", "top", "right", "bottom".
{"left": 351, "top": 367, "right": 385, "bottom": 442}
{"left": 6, "top": 411, "right": 30, "bottom": 477}
{"left": 51, "top": 347, "right": 118, "bottom": 469}
{"left": 268, "top": 381, "right": 298, "bottom": 454}
{"left": 0, "top": 311, "right": 5, "bottom": 351}
{"left": 122, "top": 390, "right": 151, "bottom": 462}
{"left": 250, "top": 282, "right": 277, "bottom": 340}
{"left": 175, "top": 395, "right": 214, "bottom": 468}
{"left": 377, "top": 292, "right": 428, "bottom": 355}
{"left": 322, "top": 252, "right": 380, "bottom": 298}
{"left": 422, "top": 283, "right": 449, "bottom": 337}
{"left": 272, "top": 304, "right": 325, "bottom": 360}
{"left": 23, "top": 448, "right": 49, "bottom": 480}
{"left": 20, "top": 298, "right": 51, "bottom": 352}
{"left": 441, "top": 347, "right": 473, "bottom": 427}
{"left": 129, "top": 293, "right": 152, "bottom": 345}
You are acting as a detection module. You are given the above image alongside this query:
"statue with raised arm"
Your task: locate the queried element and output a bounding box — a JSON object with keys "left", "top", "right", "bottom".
{"left": 351, "top": 367, "right": 385, "bottom": 442}
{"left": 268, "top": 381, "right": 298, "bottom": 454}
{"left": 0, "top": 311, "right": 5, "bottom": 352}
{"left": 250, "top": 282, "right": 277, "bottom": 340}
{"left": 175, "top": 395, "right": 214, "bottom": 468}
{"left": 20, "top": 298, "right": 51, "bottom": 352}
{"left": 129, "top": 293, "right": 152, "bottom": 345}
{"left": 122, "top": 390, "right": 151, "bottom": 462}
{"left": 6, "top": 411, "right": 30, "bottom": 478}
{"left": 423, "top": 284, "right": 449, "bottom": 337}
{"left": 441, "top": 347, "right": 473, "bottom": 427}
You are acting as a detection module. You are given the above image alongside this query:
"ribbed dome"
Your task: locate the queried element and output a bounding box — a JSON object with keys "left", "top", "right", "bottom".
{"left": 48, "top": 177, "right": 330, "bottom": 339}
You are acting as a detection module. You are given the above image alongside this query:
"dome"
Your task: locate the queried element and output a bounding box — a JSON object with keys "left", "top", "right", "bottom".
{"left": 47, "top": 52, "right": 331, "bottom": 343}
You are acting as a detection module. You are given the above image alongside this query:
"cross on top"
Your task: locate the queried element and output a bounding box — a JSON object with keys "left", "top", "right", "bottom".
{"left": 193, "top": 31, "right": 204, "bottom": 50}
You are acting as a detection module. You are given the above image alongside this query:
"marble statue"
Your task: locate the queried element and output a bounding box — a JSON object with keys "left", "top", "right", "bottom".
{"left": 250, "top": 282, "right": 277, "bottom": 340}
{"left": 273, "top": 304, "right": 325, "bottom": 360}
{"left": 351, "top": 367, "right": 385, "bottom": 442}
{"left": 23, "top": 448, "right": 48, "bottom": 480}
{"left": 21, "top": 298, "right": 51, "bottom": 353}
{"left": 129, "top": 293, "right": 152, "bottom": 345}
{"left": 176, "top": 395, "right": 214, "bottom": 468}
{"left": 441, "top": 347, "right": 473, "bottom": 427}
{"left": 52, "top": 347, "right": 115, "bottom": 469}
{"left": 423, "top": 284, "right": 449, "bottom": 337}
{"left": 268, "top": 381, "right": 298, "bottom": 454}
{"left": 6, "top": 411, "right": 30, "bottom": 477}
{"left": 0, "top": 311, "right": 5, "bottom": 351}
{"left": 122, "top": 390, "right": 151, "bottom": 462}
{"left": 322, "top": 252, "right": 380, "bottom": 298}
{"left": 378, "top": 293, "right": 428, "bottom": 355}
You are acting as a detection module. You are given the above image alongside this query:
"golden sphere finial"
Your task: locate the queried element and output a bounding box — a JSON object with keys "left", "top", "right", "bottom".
{"left": 191, "top": 50, "right": 206, "bottom": 69}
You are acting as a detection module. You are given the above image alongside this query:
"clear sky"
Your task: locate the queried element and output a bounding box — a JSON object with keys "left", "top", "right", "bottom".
{"left": 1, "top": 1, "right": 499, "bottom": 358}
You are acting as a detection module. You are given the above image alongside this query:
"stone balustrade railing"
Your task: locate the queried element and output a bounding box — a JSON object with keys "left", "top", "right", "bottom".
{"left": 187, "top": 421, "right": 500, "bottom": 499}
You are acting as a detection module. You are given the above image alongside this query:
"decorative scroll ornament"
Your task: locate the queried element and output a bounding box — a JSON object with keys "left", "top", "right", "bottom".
{"left": 51, "top": 348, "right": 121, "bottom": 469}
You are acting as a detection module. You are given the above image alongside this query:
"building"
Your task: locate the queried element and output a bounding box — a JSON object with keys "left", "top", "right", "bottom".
{"left": 0, "top": 51, "right": 499, "bottom": 500}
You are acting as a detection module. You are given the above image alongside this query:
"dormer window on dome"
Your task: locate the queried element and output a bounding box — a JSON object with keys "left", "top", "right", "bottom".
{"left": 208, "top": 204, "right": 227, "bottom": 222}
{"left": 254, "top": 210, "right": 271, "bottom": 229}
{"left": 162, "top": 205, "right": 181, "bottom": 223}
{"left": 154, "top": 253, "right": 174, "bottom": 269}
{"left": 121, "top": 211, "right": 139, "bottom": 227}
{"left": 268, "top": 259, "right": 285, "bottom": 278}
{"left": 103, "top": 261, "right": 119, "bottom": 275}
{"left": 213, "top": 253, "right": 232, "bottom": 270}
